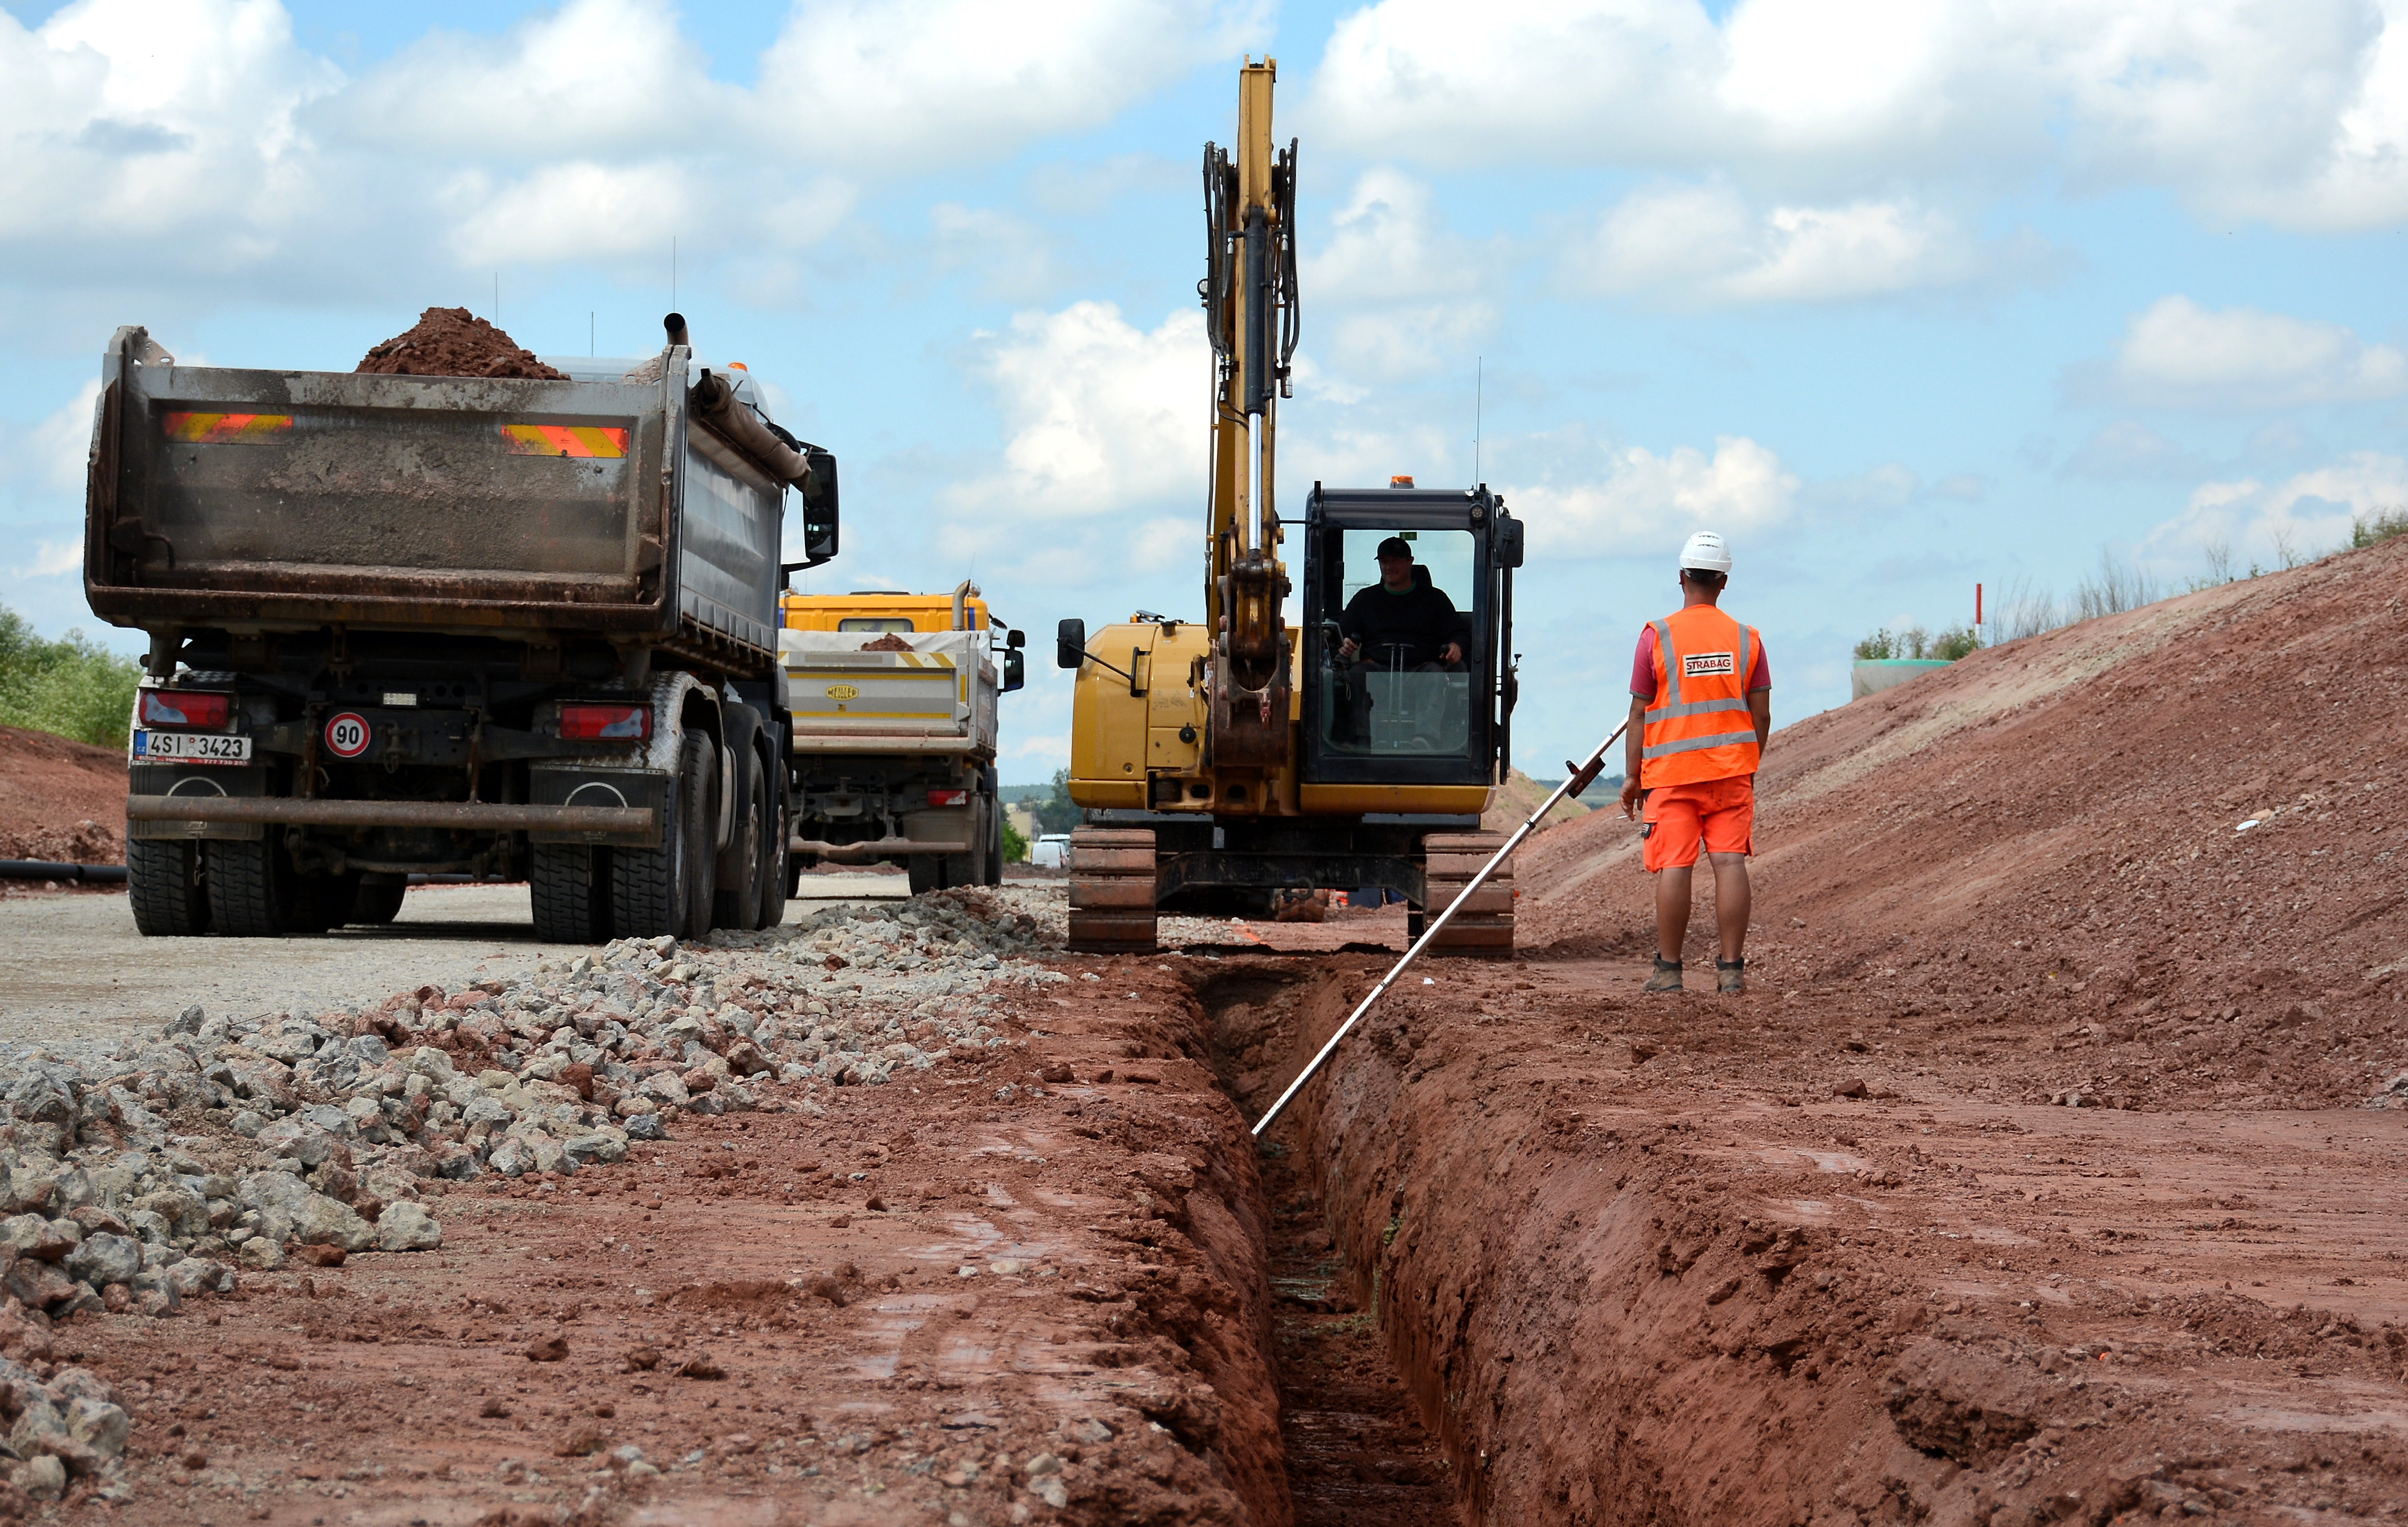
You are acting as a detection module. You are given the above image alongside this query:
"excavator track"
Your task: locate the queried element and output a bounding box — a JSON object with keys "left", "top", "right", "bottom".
{"left": 1421, "top": 831, "right": 1515, "bottom": 956}
{"left": 1067, "top": 827, "right": 1158, "bottom": 955}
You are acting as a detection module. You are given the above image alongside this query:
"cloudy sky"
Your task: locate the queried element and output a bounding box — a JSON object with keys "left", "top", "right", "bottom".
{"left": 6, "top": 0, "right": 2407, "bottom": 783}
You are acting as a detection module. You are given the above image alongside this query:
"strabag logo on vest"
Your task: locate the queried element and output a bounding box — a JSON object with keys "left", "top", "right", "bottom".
{"left": 1682, "top": 651, "right": 1735, "bottom": 678}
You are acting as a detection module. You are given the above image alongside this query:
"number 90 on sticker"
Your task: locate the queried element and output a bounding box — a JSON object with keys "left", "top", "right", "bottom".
{"left": 323, "top": 712, "right": 371, "bottom": 759}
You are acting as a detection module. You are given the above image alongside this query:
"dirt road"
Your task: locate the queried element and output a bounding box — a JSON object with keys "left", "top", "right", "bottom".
{"left": 0, "top": 875, "right": 911, "bottom": 1051}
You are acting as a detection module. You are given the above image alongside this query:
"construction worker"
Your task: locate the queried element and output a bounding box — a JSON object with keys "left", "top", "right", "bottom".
{"left": 1618, "top": 531, "right": 1772, "bottom": 994}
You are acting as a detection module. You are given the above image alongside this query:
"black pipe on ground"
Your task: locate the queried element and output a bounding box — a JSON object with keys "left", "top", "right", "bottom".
{"left": 0, "top": 861, "right": 128, "bottom": 884}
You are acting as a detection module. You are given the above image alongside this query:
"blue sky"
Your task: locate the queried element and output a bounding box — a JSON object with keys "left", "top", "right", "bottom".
{"left": 6, "top": 0, "right": 2408, "bottom": 784}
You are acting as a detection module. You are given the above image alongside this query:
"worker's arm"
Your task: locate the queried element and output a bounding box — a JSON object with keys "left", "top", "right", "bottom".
{"left": 1617, "top": 695, "right": 1648, "bottom": 819}
{"left": 1748, "top": 688, "right": 1771, "bottom": 752}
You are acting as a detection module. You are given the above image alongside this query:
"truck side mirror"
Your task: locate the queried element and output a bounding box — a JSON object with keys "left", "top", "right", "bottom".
{"left": 1002, "top": 649, "right": 1026, "bottom": 693}
{"left": 1007, "top": 628, "right": 1026, "bottom": 649}
{"left": 1056, "top": 619, "right": 1087, "bottom": 670}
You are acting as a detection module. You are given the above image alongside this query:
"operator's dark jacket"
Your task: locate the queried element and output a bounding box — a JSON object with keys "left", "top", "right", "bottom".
{"left": 1338, "top": 575, "right": 1471, "bottom": 669}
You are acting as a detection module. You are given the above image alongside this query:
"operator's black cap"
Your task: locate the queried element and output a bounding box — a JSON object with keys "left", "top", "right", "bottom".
{"left": 1375, "top": 536, "right": 1413, "bottom": 560}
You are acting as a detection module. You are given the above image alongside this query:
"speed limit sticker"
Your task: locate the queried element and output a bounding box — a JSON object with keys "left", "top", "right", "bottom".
{"left": 323, "top": 711, "right": 371, "bottom": 759}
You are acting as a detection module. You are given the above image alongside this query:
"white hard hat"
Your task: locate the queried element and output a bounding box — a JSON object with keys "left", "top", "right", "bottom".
{"left": 1679, "top": 530, "right": 1732, "bottom": 574}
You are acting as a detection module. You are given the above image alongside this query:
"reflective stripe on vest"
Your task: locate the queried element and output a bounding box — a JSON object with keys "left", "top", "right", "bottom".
{"left": 1639, "top": 605, "right": 1761, "bottom": 787}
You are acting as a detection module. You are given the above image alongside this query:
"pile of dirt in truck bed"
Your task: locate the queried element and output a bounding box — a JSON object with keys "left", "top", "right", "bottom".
{"left": 357, "top": 307, "right": 565, "bottom": 381}
{"left": 1515, "top": 532, "right": 2408, "bottom": 1116}
{"left": 0, "top": 725, "right": 126, "bottom": 865}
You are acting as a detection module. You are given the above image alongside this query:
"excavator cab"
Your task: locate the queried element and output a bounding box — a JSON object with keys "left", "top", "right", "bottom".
{"left": 1302, "top": 484, "right": 1521, "bottom": 783}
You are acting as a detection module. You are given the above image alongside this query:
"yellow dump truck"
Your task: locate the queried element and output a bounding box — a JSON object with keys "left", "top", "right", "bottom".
{"left": 779, "top": 583, "right": 1025, "bottom": 894}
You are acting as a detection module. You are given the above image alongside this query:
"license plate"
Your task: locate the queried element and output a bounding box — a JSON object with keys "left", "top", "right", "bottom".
{"left": 132, "top": 730, "right": 252, "bottom": 764}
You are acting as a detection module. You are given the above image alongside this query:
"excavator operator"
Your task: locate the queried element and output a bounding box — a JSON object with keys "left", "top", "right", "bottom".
{"left": 1336, "top": 537, "right": 1470, "bottom": 672}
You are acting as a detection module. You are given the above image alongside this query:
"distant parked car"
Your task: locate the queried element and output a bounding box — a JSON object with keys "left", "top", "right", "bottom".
{"left": 1030, "top": 834, "right": 1071, "bottom": 868}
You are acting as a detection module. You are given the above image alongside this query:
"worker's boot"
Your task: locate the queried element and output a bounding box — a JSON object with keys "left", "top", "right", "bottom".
{"left": 1717, "top": 957, "right": 1746, "bottom": 995}
{"left": 1643, "top": 957, "right": 1683, "bottom": 994}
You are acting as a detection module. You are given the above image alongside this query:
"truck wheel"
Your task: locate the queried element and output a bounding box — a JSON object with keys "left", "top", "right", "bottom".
{"left": 350, "top": 877, "right": 407, "bottom": 926}
{"left": 907, "top": 855, "right": 941, "bottom": 897}
{"left": 532, "top": 845, "right": 610, "bottom": 943}
{"left": 984, "top": 796, "right": 1004, "bottom": 887}
{"left": 713, "top": 760, "right": 767, "bottom": 932}
{"left": 205, "top": 837, "right": 294, "bottom": 938}
{"left": 286, "top": 871, "right": 354, "bottom": 934}
{"left": 127, "top": 836, "right": 210, "bottom": 937}
{"left": 610, "top": 729, "right": 709, "bottom": 940}
{"left": 754, "top": 781, "right": 789, "bottom": 929}
{"left": 681, "top": 731, "right": 717, "bottom": 936}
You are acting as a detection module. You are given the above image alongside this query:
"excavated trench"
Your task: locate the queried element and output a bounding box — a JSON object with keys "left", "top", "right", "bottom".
{"left": 1187, "top": 955, "right": 1923, "bottom": 1527}
{"left": 1192, "top": 964, "right": 1461, "bottom": 1526}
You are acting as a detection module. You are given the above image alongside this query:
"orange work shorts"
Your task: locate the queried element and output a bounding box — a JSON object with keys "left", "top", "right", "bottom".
{"left": 1641, "top": 775, "right": 1755, "bottom": 872}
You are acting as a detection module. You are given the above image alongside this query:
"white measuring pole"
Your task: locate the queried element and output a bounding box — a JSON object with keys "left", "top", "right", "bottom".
{"left": 1251, "top": 717, "right": 1632, "bottom": 1137}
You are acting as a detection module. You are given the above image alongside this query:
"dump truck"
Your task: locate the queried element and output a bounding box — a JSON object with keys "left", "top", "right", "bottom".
{"left": 84, "top": 315, "right": 838, "bottom": 943}
{"left": 778, "top": 585, "right": 1024, "bottom": 894}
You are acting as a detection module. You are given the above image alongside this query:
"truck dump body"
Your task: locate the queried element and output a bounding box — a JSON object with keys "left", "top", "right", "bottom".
{"left": 90, "top": 320, "right": 835, "bottom": 944}
{"left": 781, "top": 629, "right": 999, "bottom": 755}
{"left": 86, "top": 330, "right": 786, "bottom": 665}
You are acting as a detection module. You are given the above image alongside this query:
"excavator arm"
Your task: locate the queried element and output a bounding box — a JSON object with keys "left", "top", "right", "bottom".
{"left": 1200, "top": 57, "right": 1299, "bottom": 770}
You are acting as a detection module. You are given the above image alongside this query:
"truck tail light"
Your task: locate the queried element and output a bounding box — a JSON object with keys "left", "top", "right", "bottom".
{"left": 140, "top": 689, "right": 230, "bottom": 729}
{"left": 927, "top": 789, "right": 968, "bottom": 807}
{"left": 559, "top": 703, "right": 651, "bottom": 741}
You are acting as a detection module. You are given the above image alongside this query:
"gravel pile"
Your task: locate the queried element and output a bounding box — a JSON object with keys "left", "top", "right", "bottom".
{"left": 0, "top": 888, "right": 1066, "bottom": 1294}
{"left": 0, "top": 890, "right": 1067, "bottom": 1497}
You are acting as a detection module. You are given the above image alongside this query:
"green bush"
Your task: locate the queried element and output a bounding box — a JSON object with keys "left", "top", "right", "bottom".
{"left": 1033, "top": 767, "right": 1079, "bottom": 835}
{"left": 0, "top": 607, "right": 142, "bottom": 749}
{"left": 1927, "top": 624, "right": 1983, "bottom": 661}
{"left": 2351, "top": 507, "right": 2408, "bottom": 549}
{"left": 1001, "top": 815, "right": 1029, "bottom": 864}
{"left": 1855, "top": 623, "right": 1980, "bottom": 663}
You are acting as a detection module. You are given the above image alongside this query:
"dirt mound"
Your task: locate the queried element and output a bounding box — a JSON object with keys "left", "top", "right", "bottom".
{"left": 0, "top": 725, "right": 125, "bottom": 863}
{"left": 1518, "top": 533, "right": 2408, "bottom": 1112}
{"left": 357, "top": 307, "right": 565, "bottom": 381}
{"left": 1481, "top": 766, "right": 1593, "bottom": 834}
{"left": 858, "top": 633, "right": 913, "bottom": 652}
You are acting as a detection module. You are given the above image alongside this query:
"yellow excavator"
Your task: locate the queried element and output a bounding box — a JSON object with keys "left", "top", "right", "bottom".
{"left": 1055, "top": 58, "right": 1526, "bottom": 955}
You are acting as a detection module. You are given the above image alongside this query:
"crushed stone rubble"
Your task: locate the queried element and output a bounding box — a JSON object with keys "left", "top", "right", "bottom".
{"left": 0, "top": 888, "right": 1067, "bottom": 1501}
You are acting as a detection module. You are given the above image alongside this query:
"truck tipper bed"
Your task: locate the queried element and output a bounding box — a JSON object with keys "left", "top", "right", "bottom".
{"left": 778, "top": 586, "right": 1024, "bottom": 893}
{"left": 83, "top": 318, "right": 838, "bottom": 942}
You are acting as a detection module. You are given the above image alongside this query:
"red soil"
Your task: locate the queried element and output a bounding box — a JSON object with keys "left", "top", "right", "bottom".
{"left": 0, "top": 725, "right": 125, "bottom": 864}
{"left": 358, "top": 307, "right": 566, "bottom": 381}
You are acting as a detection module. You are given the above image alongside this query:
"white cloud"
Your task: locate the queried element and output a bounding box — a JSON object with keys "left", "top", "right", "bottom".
{"left": 335, "top": 0, "right": 728, "bottom": 157}
{"left": 1562, "top": 183, "right": 2020, "bottom": 306}
{"left": 2145, "top": 451, "right": 2408, "bottom": 567}
{"left": 2072, "top": 296, "right": 2408, "bottom": 411}
{"left": 0, "top": 0, "right": 342, "bottom": 257}
{"left": 33, "top": 380, "right": 102, "bottom": 492}
{"left": 445, "top": 161, "right": 697, "bottom": 267}
{"left": 1505, "top": 434, "right": 1799, "bottom": 558}
{"left": 2062, "top": 419, "right": 2196, "bottom": 481}
{"left": 1305, "top": 0, "right": 2408, "bottom": 232}
{"left": 757, "top": 0, "right": 1255, "bottom": 172}
{"left": 944, "top": 301, "right": 1205, "bottom": 520}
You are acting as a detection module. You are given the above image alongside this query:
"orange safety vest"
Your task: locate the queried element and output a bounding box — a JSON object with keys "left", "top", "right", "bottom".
{"left": 1640, "top": 604, "right": 1762, "bottom": 788}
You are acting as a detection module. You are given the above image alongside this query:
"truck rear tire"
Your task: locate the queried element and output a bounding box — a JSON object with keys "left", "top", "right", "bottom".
{"left": 682, "top": 731, "right": 717, "bottom": 936}
{"left": 714, "top": 759, "right": 767, "bottom": 932}
{"left": 984, "top": 796, "right": 1004, "bottom": 886}
{"left": 351, "top": 877, "right": 407, "bottom": 926}
{"left": 205, "top": 837, "right": 294, "bottom": 938}
{"left": 907, "top": 855, "right": 942, "bottom": 897}
{"left": 755, "top": 784, "right": 788, "bottom": 929}
{"left": 611, "top": 729, "right": 710, "bottom": 940}
{"left": 287, "top": 871, "right": 355, "bottom": 934}
{"left": 532, "top": 845, "right": 610, "bottom": 944}
{"left": 127, "top": 836, "right": 210, "bottom": 937}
